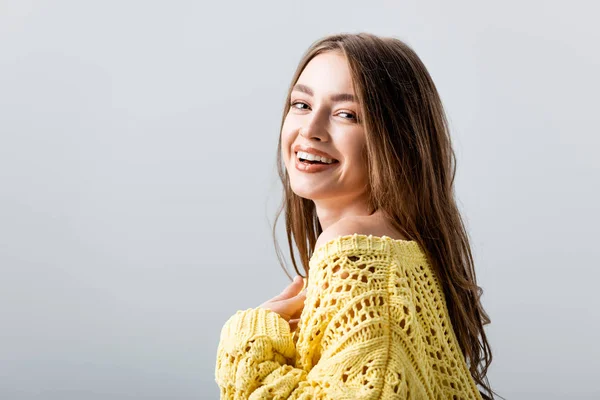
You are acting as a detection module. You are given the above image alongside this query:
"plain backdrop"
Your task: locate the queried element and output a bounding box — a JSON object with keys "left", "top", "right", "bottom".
{"left": 1, "top": 1, "right": 598, "bottom": 399}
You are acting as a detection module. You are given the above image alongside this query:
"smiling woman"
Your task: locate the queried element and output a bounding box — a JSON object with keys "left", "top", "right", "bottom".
{"left": 282, "top": 52, "right": 369, "bottom": 198}
{"left": 214, "top": 32, "right": 501, "bottom": 400}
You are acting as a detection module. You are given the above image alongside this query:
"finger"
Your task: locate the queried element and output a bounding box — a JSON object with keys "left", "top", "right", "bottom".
{"left": 278, "top": 291, "right": 307, "bottom": 319}
{"left": 289, "top": 318, "right": 300, "bottom": 330}
{"left": 271, "top": 276, "right": 305, "bottom": 301}
{"left": 290, "top": 290, "right": 307, "bottom": 319}
{"left": 290, "top": 306, "right": 304, "bottom": 319}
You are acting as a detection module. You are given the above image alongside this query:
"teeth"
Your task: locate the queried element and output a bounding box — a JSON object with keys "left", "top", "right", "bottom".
{"left": 296, "top": 151, "right": 334, "bottom": 164}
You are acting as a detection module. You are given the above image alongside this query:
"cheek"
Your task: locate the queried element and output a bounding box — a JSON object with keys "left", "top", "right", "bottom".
{"left": 343, "top": 135, "right": 367, "bottom": 161}
{"left": 281, "top": 112, "right": 300, "bottom": 143}
{"left": 280, "top": 128, "right": 294, "bottom": 160}
{"left": 343, "top": 136, "right": 369, "bottom": 177}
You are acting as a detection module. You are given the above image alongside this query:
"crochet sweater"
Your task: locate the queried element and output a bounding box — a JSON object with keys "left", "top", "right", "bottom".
{"left": 214, "top": 234, "right": 483, "bottom": 399}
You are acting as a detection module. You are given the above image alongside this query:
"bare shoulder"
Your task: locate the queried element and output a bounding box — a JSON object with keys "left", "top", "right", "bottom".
{"left": 315, "top": 218, "right": 365, "bottom": 250}
{"left": 315, "top": 213, "right": 408, "bottom": 250}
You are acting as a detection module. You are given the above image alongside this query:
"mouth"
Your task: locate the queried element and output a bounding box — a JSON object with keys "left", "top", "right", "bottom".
{"left": 294, "top": 152, "right": 339, "bottom": 165}
{"left": 294, "top": 152, "right": 340, "bottom": 173}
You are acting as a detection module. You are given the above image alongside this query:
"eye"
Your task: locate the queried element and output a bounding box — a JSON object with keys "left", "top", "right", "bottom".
{"left": 338, "top": 111, "right": 357, "bottom": 121}
{"left": 290, "top": 101, "right": 359, "bottom": 121}
{"left": 290, "top": 101, "right": 310, "bottom": 110}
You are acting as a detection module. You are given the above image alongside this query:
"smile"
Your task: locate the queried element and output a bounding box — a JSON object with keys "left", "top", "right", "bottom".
{"left": 294, "top": 152, "right": 340, "bottom": 173}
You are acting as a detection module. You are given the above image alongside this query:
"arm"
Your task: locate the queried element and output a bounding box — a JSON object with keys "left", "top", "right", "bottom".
{"left": 215, "top": 307, "right": 309, "bottom": 399}
{"left": 214, "top": 273, "right": 396, "bottom": 399}
{"left": 215, "top": 231, "right": 425, "bottom": 399}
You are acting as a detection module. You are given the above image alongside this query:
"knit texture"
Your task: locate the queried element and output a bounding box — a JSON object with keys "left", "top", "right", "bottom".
{"left": 215, "top": 234, "right": 483, "bottom": 399}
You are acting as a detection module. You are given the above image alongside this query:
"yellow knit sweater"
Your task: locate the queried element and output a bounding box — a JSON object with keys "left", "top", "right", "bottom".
{"left": 215, "top": 234, "right": 483, "bottom": 399}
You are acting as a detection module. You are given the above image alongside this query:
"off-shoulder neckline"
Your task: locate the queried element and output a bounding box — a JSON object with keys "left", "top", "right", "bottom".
{"left": 310, "top": 233, "right": 426, "bottom": 265}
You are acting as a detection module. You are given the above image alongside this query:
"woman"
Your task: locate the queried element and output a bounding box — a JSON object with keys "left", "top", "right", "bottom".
{"left": 215, "top": 32, "right": 500, "bottom": 399}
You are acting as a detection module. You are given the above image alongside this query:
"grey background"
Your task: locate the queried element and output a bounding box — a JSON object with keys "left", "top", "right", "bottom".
{"left": 1, "top": 1, "right": 598, "bottom": 399}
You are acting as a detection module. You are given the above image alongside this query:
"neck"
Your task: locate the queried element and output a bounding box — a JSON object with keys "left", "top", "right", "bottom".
{"left": 313, "top": 192, "right": 376, "bottom": 232}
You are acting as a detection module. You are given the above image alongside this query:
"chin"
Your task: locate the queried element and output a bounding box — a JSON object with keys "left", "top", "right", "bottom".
{"left": 289, "top": 182, "right": 317, "bottom": 200}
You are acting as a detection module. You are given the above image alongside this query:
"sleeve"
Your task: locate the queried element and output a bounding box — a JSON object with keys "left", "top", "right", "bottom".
{"left": 214, "top": 249, "right": 420, "bottom": 399}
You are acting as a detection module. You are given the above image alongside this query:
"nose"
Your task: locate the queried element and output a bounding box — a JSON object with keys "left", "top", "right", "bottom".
{"left": 299, "top": 111, "right": 330, "bottom": 142}
{"left": 299, "top": 127, "right": 320, "bottom": 141}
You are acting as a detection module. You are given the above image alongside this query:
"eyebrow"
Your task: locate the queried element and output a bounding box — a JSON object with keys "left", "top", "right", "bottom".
{"left": 292, "top": 83, "right": 357, "bottom": 103}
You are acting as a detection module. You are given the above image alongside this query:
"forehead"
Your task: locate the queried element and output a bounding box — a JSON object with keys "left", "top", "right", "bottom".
{"left": 295, "top": 52, "right": 355, "bottom": 94}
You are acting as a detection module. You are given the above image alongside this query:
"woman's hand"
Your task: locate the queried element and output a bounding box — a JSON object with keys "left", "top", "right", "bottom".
{"left": 258, "top": 276, "right": 306, "bottom": 331}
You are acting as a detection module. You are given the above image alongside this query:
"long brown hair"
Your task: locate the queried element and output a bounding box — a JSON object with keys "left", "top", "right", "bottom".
{"left": 271, "top": 32, "right": 501, "bottom": 400}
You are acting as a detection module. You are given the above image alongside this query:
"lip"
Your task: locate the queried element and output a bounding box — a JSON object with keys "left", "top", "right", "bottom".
{"left": 292, "top": 144, "right": 338, "bottom": 161}
{"left": 295, "top": 157, "right": 339, "bottom": 173}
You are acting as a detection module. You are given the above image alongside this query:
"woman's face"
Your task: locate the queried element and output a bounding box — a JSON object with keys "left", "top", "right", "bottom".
{"left": 281, "top": 52, "right": 368, "bottom": 201}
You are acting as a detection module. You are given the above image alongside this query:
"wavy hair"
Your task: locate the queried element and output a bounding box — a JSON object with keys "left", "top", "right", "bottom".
{"left": 271, "top": 32, "right": 501, "bottom": 400}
